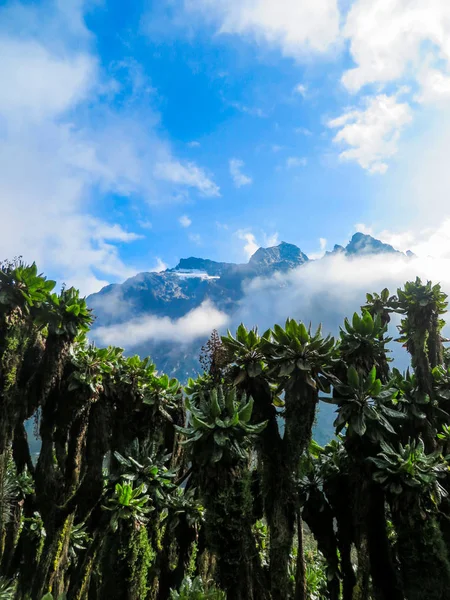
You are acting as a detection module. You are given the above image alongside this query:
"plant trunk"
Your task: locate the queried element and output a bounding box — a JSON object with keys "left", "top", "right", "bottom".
{"left": 302, "top": 490, "right": 340, "bottom": 600}
{"left": 294, "top": 512, "right": 306, "bottom": 600}
{"left": 202, "top": 466, "right": 269, "bottom": 600}
{"left": 367, "top": 484, "right": 403, "bottom": 600}
{"left": 393, "top": 507, "right": 450, "bottom": 600}
{"left": 324, "top": 475, "right": 356, "bottom": 600}
{"left": 268, "top": 472, "right": 296, "bottom": 600}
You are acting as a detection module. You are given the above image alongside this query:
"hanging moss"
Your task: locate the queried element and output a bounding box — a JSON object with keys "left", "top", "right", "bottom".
{"left": 187, "top": 540, "right": 198, "bottom": 579}
{"left": 394, "top": 511, "right": 450, "bottom": 600}
{"left": 128, "top": 525, "right": 156, "bottom": 600}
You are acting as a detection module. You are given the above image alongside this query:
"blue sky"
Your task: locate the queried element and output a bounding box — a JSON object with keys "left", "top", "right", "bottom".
{"left": 3, "top": 0, "right": 450, "bottom": 294}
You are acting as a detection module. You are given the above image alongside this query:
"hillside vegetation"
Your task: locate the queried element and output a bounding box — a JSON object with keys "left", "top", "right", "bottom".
{"left": 1, "top": 259, "right": 450, "bottom": 600}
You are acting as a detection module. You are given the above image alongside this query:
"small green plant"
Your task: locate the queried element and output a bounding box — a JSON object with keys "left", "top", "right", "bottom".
{"left": 103, "top": 482, "right": 152, "bottom": 531}
{"left": 170, "top": 576, "right": 226, "bottom": 599}
{"left": 177, "top": 385, "right": 266, "bottom": 465}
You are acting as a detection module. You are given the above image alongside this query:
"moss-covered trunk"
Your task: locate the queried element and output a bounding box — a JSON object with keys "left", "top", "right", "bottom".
{"left": 302, "top": 490, "right": 340, "bottom": 600}
{"left": 203, "top": 466, "right": 268, "bottom": 600}
{"left": 366, "top": 484, "right": 403, "bottom": 600}
{"left": 294, "top": 512, "right": 306, "bottom": 600}
{"left": 393, "top": 506, "right": 450, "bottom": 600}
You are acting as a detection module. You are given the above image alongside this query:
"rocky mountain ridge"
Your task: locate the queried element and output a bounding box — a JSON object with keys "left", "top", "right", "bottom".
{"left": 89, "top": 233, "right": 406, "bottom": 324}
{"left": 88, "top": 232, "right": 408, "bottom": 369}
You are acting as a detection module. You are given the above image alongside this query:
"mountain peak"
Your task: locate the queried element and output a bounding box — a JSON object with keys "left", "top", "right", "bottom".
{"left": 345, "top": 232, "right": 399, "bottom": 256}
{"left": 249, "top": 241, "right": 309, "bottom": 268}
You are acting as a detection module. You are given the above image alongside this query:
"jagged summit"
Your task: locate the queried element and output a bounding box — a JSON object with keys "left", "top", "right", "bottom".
{"left": 326, "top": 233, "right": 403, "bottom": 258}
{"left": 249, "top": 241, "right": 308, "bottom": 268}
{"left": 170, "top": 241, "right": 309, "bottom": 278}
{"left": 345, "top": 232, "right": 399, "bottom": 256}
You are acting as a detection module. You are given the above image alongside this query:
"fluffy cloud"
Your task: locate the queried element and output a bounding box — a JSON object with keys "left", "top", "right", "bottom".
{"left": 235, "top": 253, "right": 450, "bottom": 358}
{"left": 342, "top": 0, "right": 450, "bottom": 94}
{"left": 151, "top": 258, "right": 168, "bottom": 272}
{"left": 328, "top": 94, "right": 412, "bottom": 173}
{"left": 236, "top": 229, "right": 280, "bottom": 259}
{"left": 0, "top": 0, "right": 219, "bottom": 295}
{"left": 237, "top": 231, "right": 259, "bottom": 259}
{"left": 0, "top": 37, "right": 96, "bottom": 119}
{"left": 93, "top": 300, "right": 229, "bottom": 347}
{"left": 179, "top": 215, "right": 192, "bottom": 228}
{"left": 356, "top": 219, "right": 450, "bottom": 261}
{"left": 334, "top": 1, "right": 450, "bottom": 172}
{"left": 293, "top": 83, "right": 307, "bottom": 97}
{"left": 154, "top": 160, "right": 219, "bottom": 197}
{"left": 229, "top": 158, "right": 252, "bottom": 187}
{"left": 185, "top": 0, "right": 341, "bottom": 57}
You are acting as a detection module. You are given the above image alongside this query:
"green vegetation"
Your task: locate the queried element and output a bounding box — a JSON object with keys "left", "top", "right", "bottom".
{"left": 1, "top": 259, "right": 450, "bottom": 599}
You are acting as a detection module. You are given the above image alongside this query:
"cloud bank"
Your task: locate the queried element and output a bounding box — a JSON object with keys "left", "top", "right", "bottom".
{"left": 93, "top": 300, "right": 229, "bottom": 347}
{"left": 0, "top": 0, "right": 219, "bottom": 295}
{"left": 185, "top": 0, "right": 341, "bottom": 57}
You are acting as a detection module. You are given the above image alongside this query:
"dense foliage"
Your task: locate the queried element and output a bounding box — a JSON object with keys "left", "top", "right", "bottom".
{"left": 1, "top": 259, "right": 450, "bottom": 599}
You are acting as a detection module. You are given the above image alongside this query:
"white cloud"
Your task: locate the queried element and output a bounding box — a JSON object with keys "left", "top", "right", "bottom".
{"left": 89, "top": 221, "right": 144, "bottom": 243}
{"left": 185, "top": 0, "right": 341, "bottom": 58}
{"left": 235, "top": 252, "right": 450, "bottom": 355}
{"left": 216, "top": 221, "right": 229, "bottom": 230}
{"left": 179, "top": 215, "right": 192, "bottom": 227}
{"left": 139, "top": 220, "right": 153, "bottom": 230}
{"left": 154, "top": 160, "right": 220, "bottom": 197}
{"left": 237, "top": 231, "right": 259, "bottom": 259}
{"left": 336, "top": 1, "right": 450, "bottom": 173}
{"left": 236, "top": 229, "right": 280, "bottom": 259}
{"left": 228, "top": 100, "right": 266, "bottom": 117}
{"left": 229, "top": 158, "right": 252, "bottom": 187}
{"left": 308, "top": 237, "right": 328, "bottom": 260}
{"left": 355, "top": 219, "right": 450, "bottom": 260}
{"left": 265, "top": 232, "right": 280, "bottom": 247}
{"left": 416, "top": 68, "right": 450, "bottom": 104}
{"left": 0, "top": 37, "right": 96, "bottom": 120}
{"left": 94, "top": 299, "right": 229, "bottom": 346}
{"left": 188, "top": 140, "right": 201, "bottom": 147}
{"left": 293, "top": 83, "right": 307, "bottom": 97}
{"left": 328, "top": 94, "right": 412, "bottom": 173}
{"left": 294, "top": 127, "right": 312, "bottom": 136}
{"left": 0, "top": 1, "right": 219, "bottom": 295}
{"left": 342, "top": 0, "right": 450, "bottom": 95}
{"left": 151, "top": 257, "right": 168, "bottom": 272}
{"left": 286, "top": 156, "right": 307, "bottom": 168}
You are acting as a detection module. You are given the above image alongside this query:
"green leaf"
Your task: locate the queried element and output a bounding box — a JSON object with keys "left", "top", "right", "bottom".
{"left": 238, "top": 397, "right": 254, "bottom": 424}
{"left": 247, "top": 362, "right": 263, "bottom": 378}
{"left": 361, "top": 311, "right": 374, "bottom": 335}
{"left": 210, "top": 389, "right": 221, "bottom": 419}
{"left": 351, "top": 412, "right": 366, "bottom": 436}
{"left": 225, "top": 388, "right": 236, "bottom": 415}
{"left": 298, "top": 322, "right": 309, "bottom": 344}
{"left": 347, "top": 366, "right": 360, "bottom": 389}
{"left": 191, "top": 413, "right": 213, "bottom": 430}
{"left": 371, "top": 379, "right": 382, "bottom": 397}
